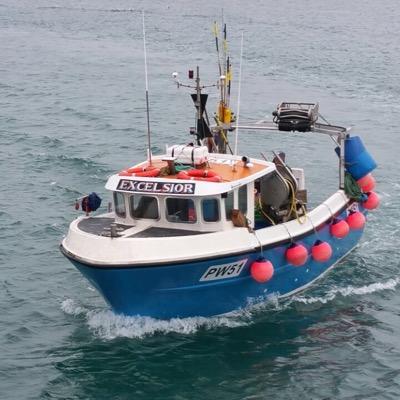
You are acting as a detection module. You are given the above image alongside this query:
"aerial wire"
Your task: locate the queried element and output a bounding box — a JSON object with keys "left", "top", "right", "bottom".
{"left": 142, "top": 11, "right": 152, "bottom": 165}
{"left": 234, "top": 32, "right": 244, "bottom": 156}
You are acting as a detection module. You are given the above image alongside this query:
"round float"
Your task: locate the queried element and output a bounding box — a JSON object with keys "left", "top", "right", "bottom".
{"left": 357, "top": 173, "right": 376, "bottom": 192}
{"left": 362, "top": 191, "right": 380, "bottom": 210}
{"left": 330, "top": 218, "right": 350, "bottom": 239}
{"left": 346, "top": 211, "right": 366, "bottom": 230}
{"left": 250, "top": 258, "right": 274, "bottom": 283}
{"left": 311, "top": 240, "right": 332, "bottom": 262}
{"left": 286, "top": 243, "right": 308, "bottom": 266}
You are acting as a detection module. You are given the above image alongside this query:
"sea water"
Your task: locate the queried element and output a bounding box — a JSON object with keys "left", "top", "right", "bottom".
{"left": 1, "top": 0, "right": 400, "bottom": 398}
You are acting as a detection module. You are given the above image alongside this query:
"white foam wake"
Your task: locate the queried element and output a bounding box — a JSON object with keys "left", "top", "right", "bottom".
{"left": 292, "top": 277, "right": 400, "bottom": 305}
{"left": 61, "top": 298, "right": 255, "bottom": 339}
{"left": 61, "top": 278, "right": 399, "bottom": 339}
{"left": 61, "top": 298, "right": 87, "bottom": 316}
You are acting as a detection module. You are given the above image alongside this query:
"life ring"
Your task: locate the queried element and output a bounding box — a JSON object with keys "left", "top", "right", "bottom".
{"left": 127, "top": 165, "right": 157, "bottom": 174}
{"left": 118, "top": 167, "right": 160, "bottom": 177}
{"left": 133, "top": 168, "right": 161, "bottom": 177}
{"left": 186, "top": 169, "right": 219, "bottom": 178}
{"left": 177, "top": 170, "right": 222, "bottom": 182}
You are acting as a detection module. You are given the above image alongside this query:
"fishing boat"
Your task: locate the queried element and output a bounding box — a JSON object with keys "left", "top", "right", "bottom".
{"left": 60, "top": 22, "right": 379, "bottom": 319}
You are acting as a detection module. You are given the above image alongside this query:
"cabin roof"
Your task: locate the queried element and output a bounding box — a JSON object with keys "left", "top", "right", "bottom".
{"left": 105, "top": 154, "right": 276, "bottom": 196}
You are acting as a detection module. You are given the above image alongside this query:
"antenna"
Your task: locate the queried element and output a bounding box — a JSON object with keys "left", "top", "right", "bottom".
{"left": 222, "top": 22, "right": 227, "bottom": 104}
{"left": 234, "top": 32, "right": 244, "bottom": 156}
{"left": 142, "top": 11, "right": 152, "bottom": 165}
{"left": 213, "top": 21, "right": 222, "bottom": 77}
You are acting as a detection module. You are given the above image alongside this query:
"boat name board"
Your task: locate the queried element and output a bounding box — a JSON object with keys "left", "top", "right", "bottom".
{"left": 117, "top": 179, "right": 196, "bottom": 195}
{"left": 200, "top": 259, "right": 248, "bottom": 282}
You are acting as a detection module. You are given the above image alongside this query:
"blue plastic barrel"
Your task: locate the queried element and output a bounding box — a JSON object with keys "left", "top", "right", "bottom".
{"left": 344, "top": 136, "right": 377, "bottom": 180}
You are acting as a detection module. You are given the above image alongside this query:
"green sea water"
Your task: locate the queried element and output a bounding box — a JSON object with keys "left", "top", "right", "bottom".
{"left": 1, "top": 1, "right": 400, "bottom": 399}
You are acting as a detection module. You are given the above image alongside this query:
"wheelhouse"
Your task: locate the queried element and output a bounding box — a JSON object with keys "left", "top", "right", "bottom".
{"left": 110, "top": 181, "right": 255, "bottom": 233}
{"left": 102, "top": 152, "right": 266, "bottom": 234}
{"left": 102, "top": 150, "right": 307, "bottom": 236}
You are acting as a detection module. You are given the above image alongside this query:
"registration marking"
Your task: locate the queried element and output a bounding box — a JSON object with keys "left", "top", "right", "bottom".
{"left": 200, "top": 259, "right": 248, "bottom": 282}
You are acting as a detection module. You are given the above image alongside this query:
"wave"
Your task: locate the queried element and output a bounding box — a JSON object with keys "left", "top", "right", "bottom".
{"left": 61, "top": 278, "right": 399, "bottom": 340}
{"left": 61, "top": 298, "right": 251, "bottom": 339}
{"left": 38, "top": 6, "right": 137, "bottom": 13}
{"left": 292, "top": 278, "right": 400, "bottom": 305}
{"left": 41, "top": 135, "right": 63, "bottom": 148}
{"left": 50, "top": 181, "right": 83, "bottom": 196}
{"left": 25, "top": 152, "right": 111, "bottom": 174}
{"left": 61, "top": 298, "right": 88, "bottom": 317}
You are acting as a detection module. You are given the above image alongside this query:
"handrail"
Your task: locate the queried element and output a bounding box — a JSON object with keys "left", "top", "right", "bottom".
{"left": 211, "top": 120, "right": 348, "bottom": 189}
{"left": 213, "top": 120, "right": 348, "bottom": 138}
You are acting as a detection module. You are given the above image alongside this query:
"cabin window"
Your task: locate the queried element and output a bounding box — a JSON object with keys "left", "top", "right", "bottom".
{"left": 113, "top": 192, "right": 126, "bottom": 218}
{"left": 166, "top": 198, "right": 197, "bottom": 223}
{"left": 202, "top": 198, "right": 220, "bottom": 222}
{"left": 130, "top": 195, "right": 159, "bottom": 220}
{"left": 225, "top": 191, "right": 234, "bottom": 220}
{"left": 239, "top": 185, "right": 248, "bottom": 214}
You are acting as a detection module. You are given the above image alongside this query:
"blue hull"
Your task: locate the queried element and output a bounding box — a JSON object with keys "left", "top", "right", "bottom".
{"left": 66, "top": 209, "right": 365, "bottom": 319}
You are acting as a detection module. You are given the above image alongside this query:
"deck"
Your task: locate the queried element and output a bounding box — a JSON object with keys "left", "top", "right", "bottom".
{"left": 131, "top": 159, "right": 267, "bottom": 183}
{"left": 78, "top": 217, "right": 210, "bottom": 238}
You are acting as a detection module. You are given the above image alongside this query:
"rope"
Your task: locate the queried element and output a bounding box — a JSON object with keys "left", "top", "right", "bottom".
{"left": 257, "top": 196, "right": 276, "bottom": 226}
{"left": 255, "top": 179, "right": 308, "bottom": 227}
{"left": 318, "top": 112, "right": 331, "bottom": 125}
{"left": 321, "top": 202, "right": 335, "bottom": 222}
{"left": 251, "top": 229, "right": 264, "bottom": 258}
{"left": 285, "top": 178, "right": 307, "bottom": 225}
{"left": 213, "top": 115, "right": 233, "bottom": 154}
{"left": 281, "top": 220, "right": 294, "bottom": 243}
{"left": 306, "top": 213, "right": 320, "bottom": 238}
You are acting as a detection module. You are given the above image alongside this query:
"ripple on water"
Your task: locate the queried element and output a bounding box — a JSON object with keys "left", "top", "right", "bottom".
{"left": 2, "top": 1, "right": 400, "bottom": 399}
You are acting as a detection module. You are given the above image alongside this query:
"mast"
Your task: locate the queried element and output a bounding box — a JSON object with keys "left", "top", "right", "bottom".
{"left": 142, "top": 11, "right": 152, "bottom": 165}
{"left": 234, "top": 32, "right": 244, "bottom": 156}
{"left": 213, "top": 21, "right": 222, "bottom": 77}
{"left": 195, "top": 66, "right": 202, "bottom": 144}
{"left": 213, "top": 21, "right": 233, "bottom": 154}
{"left": 222, "top": 23, "right": 227, "bottom": 106}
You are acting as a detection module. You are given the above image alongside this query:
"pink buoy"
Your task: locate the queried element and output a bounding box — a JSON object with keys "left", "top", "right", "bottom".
{"left": 286, "top": 243, "right": 308, "bottom": 267}
{"left": 363, "top": 191, "right": 380, "bottom": 210}
{"left": 357, "top": 173, "right": 376, "bottom": 192}
{"left": 330, "top": 218, "right": 350, "bottom": 239}
{"left": 250, "top": 258, "right": 274, "bottom": 283}
{"left": 346, "top": 211, "right": 366, "bottom": 230}
{"left": 311, "top": 240, "right": 332, "bottom": 262}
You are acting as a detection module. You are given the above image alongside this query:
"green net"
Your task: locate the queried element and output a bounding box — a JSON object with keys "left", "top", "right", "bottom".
{"left": 175, "top": 165, "right": 192, "bottom": 172}
{"left": 344, "top": 172, "right": 363, "bottom": 201}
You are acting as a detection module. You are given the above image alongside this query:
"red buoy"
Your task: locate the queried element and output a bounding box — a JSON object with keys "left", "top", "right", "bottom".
{"left": 250, "top": 258, "right": 274, "bottom": 283}
{"left": 311, "top": 240, "right": 332, "bottom": 262}
{"left": 357, "top": 173, "right": 376, "bottom": 192}
{"left": 286, "top": 243, "right": 308, "bottom": 267}
{"left": 346, "top": 211, "right": 366, "bottom": 230}
{"left": 330, "top": 218, "right": 350, "bottom": 239}
{"left": 363, "top": 191, "right": 380, "bottom": 210}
